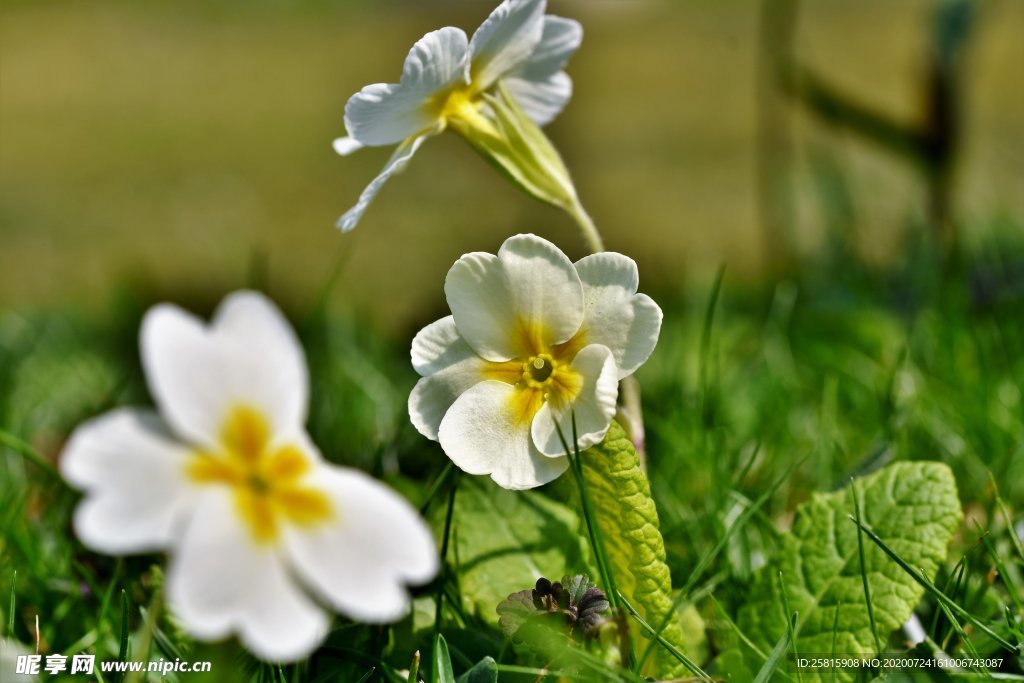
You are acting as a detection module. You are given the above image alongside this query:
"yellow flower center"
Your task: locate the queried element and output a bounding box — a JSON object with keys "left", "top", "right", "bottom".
{"left": 185, "top": 405, "right": 332, "bottom": 545}
{"left": 431, "top": 84, "right": 498, "bottom": 137}
{"left": 481, "top": 320, "right": 590, "bottom": 426}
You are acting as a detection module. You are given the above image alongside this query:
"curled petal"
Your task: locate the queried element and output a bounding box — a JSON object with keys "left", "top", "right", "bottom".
{"left": 344, "top": 27, "right": 468, "bottom": 147}
{"left": 337, "top": 130, "right": 437, "bottom": 233}
{"left": 438, "top": 380, "right": 568, "bottom": 490}
{"left": 575, "top": 253, "right": 663, "bottom": 379}
{"left": 469, "top": 0, "right": 547, "bottom": 91}
{"left": 531, "top": 344, "right": 618, "bottom": 456}
{"left": 60, "top": 408, "right": 193, "bottom": 554}
{"left": 140, "top": 291, "right": 308, "bottom": 449}
{"left": 285, "top": 466, "right": 438, "bottom": 622}
{"left": 166, "top": 491, "right": 329, "bottom": 662}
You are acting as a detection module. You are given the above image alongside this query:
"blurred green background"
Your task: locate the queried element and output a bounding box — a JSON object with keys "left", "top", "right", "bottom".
{"left": 2, "top": 0, "right": 1022, "bottom": 332}
{"left": 4, "top": 4, "right": 1024, "bottom": 678}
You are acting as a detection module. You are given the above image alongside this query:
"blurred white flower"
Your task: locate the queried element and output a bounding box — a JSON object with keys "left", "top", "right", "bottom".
{"left": 1, "top": 639, "right": 38, "bottom": 681}
{"left": 409, "top": 234, "right": 662, "bottom": 490}
{"left": 334, "top": 0, "right": 583, "bottom": 232}
{"left": 60, "top": 291, "right": 437, "bottom": 662}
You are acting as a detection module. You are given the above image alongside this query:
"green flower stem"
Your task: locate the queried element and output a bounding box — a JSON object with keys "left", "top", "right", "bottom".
{"left": 563, "top": 198, "right": 650, "bottom": 471}
{"left": 0, "top": 429, "right": 69, "bottom": 486}
{"left": 564, "top": 195, "right": 605, "bottom": 254}
{"left": 615, "top": 377, "right": 646, "bottom": 472}
{"left": 433, "top": 472, "right": 459, "bottom": 653}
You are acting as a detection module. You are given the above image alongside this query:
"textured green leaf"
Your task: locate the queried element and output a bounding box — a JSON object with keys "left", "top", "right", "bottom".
{"left": 581, "top": 421, "right": 689, "bottom": 679}
{"left": 435, "top": 478, "right": 591, "bottom": 626}
{"left": 736, "top": 461, "right": 962, "bottom": 681}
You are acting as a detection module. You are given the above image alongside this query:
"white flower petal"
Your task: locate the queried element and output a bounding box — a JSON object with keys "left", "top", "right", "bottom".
{"left": 531, "top": 344, "right": 618, "bottom": 456}
{"left": 444, "top": 234, "right": 583, "bottom": 361}
{"left": 468, "top": 0, "right": 547, "bottom": 91}
{"left": 344, "top": 27, "right": 468, "bottom": 147}
{"left": 337, "top": 130, "right": 435, "bottom": 233}
{"left": 438, "top": 380, "right": 568, "bottom": 490}
{"left": 575, "top": 253, "right": 664, "bottom": 379}
{"left": 213, "top": 291, "right": 309, "bottom": 429}
{"left": 285, "top": 466, "right": 438, "bottom": 622}
{"left": 166, "top": 491, "right": 328, "bottom": 663}
{"left": 496, "top": 233, "right": 584, "bottom": 345}
{"left": 411, "top": 315, "right": 469, "bottom": 376}
{"left": 141, "top": 292, "right": 308, "bottom": 449}
{"left": 408, "top": 316, "right": 486, "bottom": 440}
{"left": 332, "top": 136, "right": 364, "bottom": 156}
{"left": 60, "top": 408, "right": 193, "bottom": 554}
{"left": 443, "top": 251, "right": 517, "bottom": 361}
{"left": 504, "top": 71, "right": 572, "bottom": 126}
{"left": 511, "top": 16, "right": 582, "bottom": 82}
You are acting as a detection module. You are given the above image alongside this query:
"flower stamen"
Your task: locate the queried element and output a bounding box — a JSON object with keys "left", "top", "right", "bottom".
{"left": 526, "top": 354, "right": 555, "bottom": 385}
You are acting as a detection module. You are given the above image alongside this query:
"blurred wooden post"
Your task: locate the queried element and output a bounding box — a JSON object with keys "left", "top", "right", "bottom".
{"left": 756, "top": 0, "right": 800, "bottom": 275}
{"left": 777, "top": 0, "right": 975, "bottom": 252}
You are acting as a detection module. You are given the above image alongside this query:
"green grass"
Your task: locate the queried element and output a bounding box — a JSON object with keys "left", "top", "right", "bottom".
{"left": 2, "top": 5, "right": 1023, "bottom": 679}
{"left": 2, "top": 228, "right": 1023, "bottom": 681}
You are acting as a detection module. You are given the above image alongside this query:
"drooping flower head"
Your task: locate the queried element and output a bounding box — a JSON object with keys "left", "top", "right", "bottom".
{"left": 334, "top": 0, "right": 584, "bottom": 232}
{"left": 409, "top": 234, "right": 662, "bottom": 490}
{"left": 60, "top": 291, "right": 438, "bottom": 662}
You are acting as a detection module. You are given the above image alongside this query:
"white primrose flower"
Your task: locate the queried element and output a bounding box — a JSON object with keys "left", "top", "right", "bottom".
{"left": 334, "top": 0, "right": 583, "bottom": 232}
{"left": 60, "top": 291, "right": 437, "bottom": 662}
{"left": 408, "top": 234, "right": 662, "bottom": 490}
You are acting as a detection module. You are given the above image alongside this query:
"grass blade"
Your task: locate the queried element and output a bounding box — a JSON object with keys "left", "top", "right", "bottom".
{"left": 617, "top": 591, "right": 711, "bottom": 680}
{"left": 637, "top": 459, "right": 800, "bottom": 671}
{"left": 431, "top": 634, "right": 455, "bottom": 683}
{"left": 778, "top": 574, "right": 801, "bottom": 683}
{"left": 990, "top": 472, "right": 1024, "bottom": 563}
{"left": 408, "top": 650, "right": 420, "bottom": 683}
{"left": 847, "top": 514, "right": 1015, "bottom": 651}
{"left": 0, "top": 429, "right": 69, "bottom": 485}
{"left": 851, "top": 480, "right": 882, "bottom": 657}
{"left": 117, "top": 589, "right": 130, "bottom": 683}
{"left": 753, "top": 626, "right": 792, "bottom": 683}
{"left": 6, "top": 571, "right": 15, "bottom": 637}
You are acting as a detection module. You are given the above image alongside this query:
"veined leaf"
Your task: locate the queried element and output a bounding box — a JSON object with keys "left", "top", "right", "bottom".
{"left": 582, "top": 421, "right": 690, "bottom": 679}
{"left": 736, "top": 461, "right": 962, "bottom": 682}
{"left": 433, "top": 478, "right": 591, "bottom": 626}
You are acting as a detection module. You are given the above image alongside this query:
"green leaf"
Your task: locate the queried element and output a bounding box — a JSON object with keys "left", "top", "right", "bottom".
{"left": 581, "top": 421, "right": 690, "bottom": 679}
{"left": 455, "top": 657, "right": 497, "bottom": 683}
{"left": 431, "top": 634, "right": 455, "bottom": 683}
{"left": 433, "top": 478, "right": 590, "bottom": 626}
{"left": 736, "top": 461, "right": 962, "bottom": 682}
